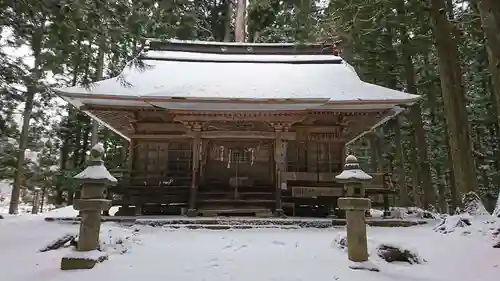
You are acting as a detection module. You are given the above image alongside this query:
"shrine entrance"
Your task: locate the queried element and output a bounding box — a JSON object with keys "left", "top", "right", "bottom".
{"left": 204, "top": 139, "right": 273, "bottom": 193}
{"left": 197, "top": 139, "right": 275, "bottom": 215}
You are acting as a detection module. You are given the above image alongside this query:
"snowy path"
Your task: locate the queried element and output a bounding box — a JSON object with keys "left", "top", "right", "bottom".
{"left": 1, "top": 216, "right": 499, "bottom": 281}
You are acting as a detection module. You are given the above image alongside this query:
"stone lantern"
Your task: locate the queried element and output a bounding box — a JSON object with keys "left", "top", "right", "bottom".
{"left": 61, "top": 143, "right": 117, "bottom": 270}
{"left": 336, "top": 155, "right": 372, "bottom": 264}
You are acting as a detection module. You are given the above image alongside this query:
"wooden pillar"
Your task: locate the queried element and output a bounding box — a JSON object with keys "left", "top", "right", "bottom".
{"left": 199, "top": 140, "right": 208, "bottom": 185}
{"left": 115, "top": 139, "right": 136, "bottom": 216}
{"left": 128, "top": 139, "right": 142, "bottom": 216}
{"left": 187, "top": 123, "right": 202, "bottom": 217}
{"left": 272, "top": 123, "right": 289, "bottom": 217}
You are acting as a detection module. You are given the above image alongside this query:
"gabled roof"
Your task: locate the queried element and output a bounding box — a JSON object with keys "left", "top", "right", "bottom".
{"left": 54, "top": 39, "right": 419, "bottom": 111}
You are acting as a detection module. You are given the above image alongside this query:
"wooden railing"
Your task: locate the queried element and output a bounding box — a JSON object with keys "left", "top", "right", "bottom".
{"left": 282, "top": 172, "right": 393, "bottom": 206}
{"left": 108, "top": 169, "right": 191, "bottom": 206}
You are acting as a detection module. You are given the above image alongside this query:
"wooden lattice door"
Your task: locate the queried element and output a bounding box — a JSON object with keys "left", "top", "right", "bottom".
{"left": 205, "top": 140, "right": 273, "bottom": 194}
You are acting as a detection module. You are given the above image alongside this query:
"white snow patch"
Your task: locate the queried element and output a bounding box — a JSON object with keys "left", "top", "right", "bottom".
{"left": 463, "top": 192, "right": 490, "bottom": 216}
{"left": 74, "top": 165, "right": 117, "bottom": 182}
{"left": 1, "top": 215, "right": 500, "bottom": 281}
{"left": 336, "top": 168, "right": 373, "bottom": 181}
{"left": 92, "top": 142, "right": 105, "bottom": 154}
{"left": 433, "top": 214, "right": 472, "bottom": 234}
{"left": 41, "top": 205, "right": 118, "bottom": 218}
{"left": 493, "top": 194, "right": 500, "bottom": 218}
{"left": 369, "top": 209, "right": 384, "bottom": 218}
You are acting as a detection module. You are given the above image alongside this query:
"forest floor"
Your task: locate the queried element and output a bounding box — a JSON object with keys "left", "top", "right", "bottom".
{"left": 1, "top": 206, "right": 500, "bottom": 281}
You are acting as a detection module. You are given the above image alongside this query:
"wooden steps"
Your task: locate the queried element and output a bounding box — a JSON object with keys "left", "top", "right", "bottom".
{"left": 198, "top": 199, "right": 275, "bottom": 204}
{"left": 198, "top": 207, "right": 273, "bottom": 217}
{"left": 197, "top": 191, "right": 274, "bottom": 201}
{"left": 196, "top": 187, "right": 276, "bottom": 217}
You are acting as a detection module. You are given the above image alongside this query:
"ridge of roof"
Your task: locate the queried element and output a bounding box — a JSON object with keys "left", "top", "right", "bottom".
{"left": 142, "top": 38, "right": 338, "bottom": 56}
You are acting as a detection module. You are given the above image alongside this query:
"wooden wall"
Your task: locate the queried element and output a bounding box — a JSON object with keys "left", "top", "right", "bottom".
{"left": 132, "top": 140, "right": 192, "bottom": 187}
{"left": 287, "top": 141, "right": 343, "bottom": 173}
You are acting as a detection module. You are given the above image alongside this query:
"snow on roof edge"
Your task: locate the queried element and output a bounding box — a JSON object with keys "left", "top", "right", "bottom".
{"left": 345, "top": 105, "right": 409, "bottom": 146}
{"left": 141, "top": 50, "right": 343, "bottom": 63}
{"left": 53, "top": 86, "right": 420, "bottom": 105}
{"left": 144, "top": 38, "right": 333, "bottom": 47}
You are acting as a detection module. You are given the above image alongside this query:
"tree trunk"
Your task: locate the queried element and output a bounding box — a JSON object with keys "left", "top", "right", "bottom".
{"left": 235, "top": 0, "right": 246, "bottom": 42}
{"left": 56, "top": 113, "right": 71, "bottom": 206}
{"left": 9, "top": 23, "right": 45, "bottom": 214}
{"left": 90, "top": 34, "right": 107, "bottom": 146}
{"left": 391, "top": 117, "right": 408, "bottom": 206}
{"left": 409, "top": 105, "right": 436, "bottom": 209}
{"left": 435, "top": 161, "right": 448, "bottom": 213}
{"left": 396, "top": 1, "right": 436, "bottom": 209}
{"left": 429, "top": 0, "right": 478, "bottom": 199}
{"left": 444, "top": 131, "right": 459, "bottom": 211}
{"left": 369, "top": 131, "right": 384, "bottom": 173}
{"left": 475, "top": 0, "right": 500, "bottom": 130}
{"left": 408, "top": 130, "right": 422, "bottom": 207}
{"left": 224, "top": 0, "right": 233, "bottom": 42}
{"left": 68, "top": 114, "right": 83, "bottom": 206}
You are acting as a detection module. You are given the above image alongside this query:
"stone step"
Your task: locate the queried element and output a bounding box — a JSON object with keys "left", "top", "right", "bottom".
{"left": 163, "top": 224, "right": 301, "bottom": 230}
{"left": 44, "top": 216, "right": 428, "bottom": 228}
{"left": 197, "top": 207, "right": 273, "bottom": 217}
{"left": 197, "top": 199, "right": 276, "bottom": 204}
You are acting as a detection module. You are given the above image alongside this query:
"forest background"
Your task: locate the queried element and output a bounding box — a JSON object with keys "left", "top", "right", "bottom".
{"left": 1, "top": 0, "right": 499, "bottom": 215}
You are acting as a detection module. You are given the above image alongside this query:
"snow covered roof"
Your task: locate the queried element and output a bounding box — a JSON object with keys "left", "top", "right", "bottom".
{"left": 53, "top": 39, "right": 420, "bottom": 111}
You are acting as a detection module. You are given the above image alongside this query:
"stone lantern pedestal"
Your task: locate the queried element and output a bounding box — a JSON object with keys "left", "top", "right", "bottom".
{"left": 336, "top": 155, "right": 377, "bottom": 270}
{"left": 61, "top": 143, "right": 117, "bottom": 270}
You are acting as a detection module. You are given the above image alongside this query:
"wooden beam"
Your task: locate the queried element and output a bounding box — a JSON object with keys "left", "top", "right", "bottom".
{"left": 82, "top": 104, "right": 150, "bottom": 112}
{"left": 197, "top": 130, "right": 296, "bottom": 140}
{"left": 173, "top": 113, "right": 306, "bottom": 123}
{"left": 292, "top": 125, "right": 348, "bottom": 132}
{"left": 130, "top": 132, "right": 292, "bottom": 140}
{"left": 131, "top": 134, "right": 191, "bottom": 139}
{"left": 129, "top": 131, "right": 354, "bottom": 142}
{"left": 135, "top": 122, "right": 187, "bottom": 132}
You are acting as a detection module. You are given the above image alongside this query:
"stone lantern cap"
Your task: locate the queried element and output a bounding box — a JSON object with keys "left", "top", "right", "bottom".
{"left": 74, "top": 143, "right": 117, "bottom": 185}
{"left": 336, "top": 155, "right": 372, "bottom": 183}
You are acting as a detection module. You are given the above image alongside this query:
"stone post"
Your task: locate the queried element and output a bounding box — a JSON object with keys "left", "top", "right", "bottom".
{"left": 61, "top": 143, "right": 117, "bottom": 270}
{"left": 336, "top": 155, "right": 372, "bottom": 264}
{"left": 31, "top": 187, "right": 41, "bottom": 214}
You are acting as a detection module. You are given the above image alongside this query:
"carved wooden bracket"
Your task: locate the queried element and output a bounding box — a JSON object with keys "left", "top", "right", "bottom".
{"left": 180, "top": 121, "right": 204, "bottom": 132}
{"left": 268, "top": 122, "right": 293, "bottom": 132}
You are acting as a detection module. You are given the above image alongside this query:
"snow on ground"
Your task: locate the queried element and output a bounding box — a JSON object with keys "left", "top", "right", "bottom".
{"left": 1, "top": 209, "right": 500, "bottom": 281}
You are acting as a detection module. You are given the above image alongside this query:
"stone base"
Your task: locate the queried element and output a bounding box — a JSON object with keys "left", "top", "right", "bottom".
{"left": 383, "top": 210, "right": 391, "bottom": 218}
{"left": 60, "top": 251, "right": 108, "bottom": 270}
{"left": 274, "top": 209, "right": 286, "bottom": 218}
{"left": 348, "top": 261, "right": 380, "bottom": 272}
{"left": 186, "top": 209, "right": 198, "bottom": 217}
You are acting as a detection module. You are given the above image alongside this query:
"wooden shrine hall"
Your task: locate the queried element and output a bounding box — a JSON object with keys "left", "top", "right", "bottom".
{"left": 54, "top": 39, "right": 420, "bottom": 217}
